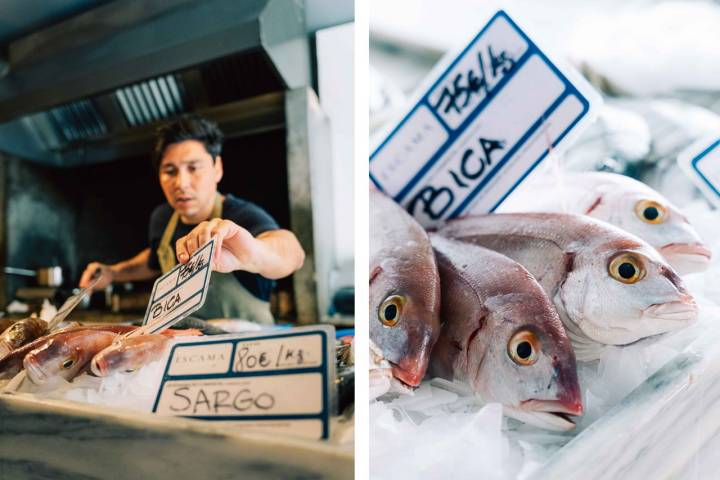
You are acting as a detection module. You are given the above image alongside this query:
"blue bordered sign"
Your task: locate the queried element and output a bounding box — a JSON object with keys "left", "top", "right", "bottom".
{"left": 370, "top": 10, "right": 600, "bottom": 226}
{"left": 152, "top": 326, "right": 335, "bottom": 440}
{"left": 138, "top": 237, "right": 215, "bottom": 335}
{"left": 679, "top": 136, "right": 720, "bottom": 208}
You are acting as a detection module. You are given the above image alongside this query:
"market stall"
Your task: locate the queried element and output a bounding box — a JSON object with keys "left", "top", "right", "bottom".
{"left": 0, "top": 1, "right": 355, "bottom": 478}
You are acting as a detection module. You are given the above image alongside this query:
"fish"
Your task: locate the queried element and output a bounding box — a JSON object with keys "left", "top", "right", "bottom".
{"left": 24, "top": 329, "right": 119, "bottom": 384}
{"left": 500, "top": 171, "right": 710, "bottom": 274}
{"left": 370, "top": 189, "right": 441, "bottom": 389}
{"left": 438, "top": 213, "right": 698, "bottom": 361}
{"left": 429, "top": 235, "right": 582, "bottom": 430}
{"left": 0, "top": 325, "right": 122, "bottom": 379}
{"left": 0, "top": 324, "right": 201, "bottom": 379}
{"left": 90, "top": 334, "right": 170, "bottom": 377}
{"left": 0, "top": 317, "right": 48, "bottom": 359}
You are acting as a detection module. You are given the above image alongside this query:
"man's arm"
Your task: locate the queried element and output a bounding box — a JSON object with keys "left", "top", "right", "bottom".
{"left": 253, "top": 229, "right": 306, "bottom": 278}
{"left": 79, "top": 248, "right": 160, "bottom": 289}
{"left": 175, "top": 219, "right": 305, "bottom": 280}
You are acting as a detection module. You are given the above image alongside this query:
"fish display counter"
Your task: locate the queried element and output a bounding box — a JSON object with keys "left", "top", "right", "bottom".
{"left": 0, "top": 320, "right": 355, "bottom": 479}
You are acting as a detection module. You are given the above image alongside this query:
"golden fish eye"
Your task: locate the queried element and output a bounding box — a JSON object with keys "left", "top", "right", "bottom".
{"left": 379, "top": 295, "right": 405, "bottom": 327}
{"left": 609, "top": 253, "right": 646, "bottom": 284}
{"left": 508, "top": 330, "right": 539, "bottom": 366}
{"left": 61, "top": 358, "right": 75, "bottom": 370}
{"left": 635, "top": 200, "right": 667, "bottom": 224}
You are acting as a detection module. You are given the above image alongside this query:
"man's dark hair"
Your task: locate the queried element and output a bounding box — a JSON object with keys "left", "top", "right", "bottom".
{"left": 152, "top": 114, "right": 224, "bottom": 170}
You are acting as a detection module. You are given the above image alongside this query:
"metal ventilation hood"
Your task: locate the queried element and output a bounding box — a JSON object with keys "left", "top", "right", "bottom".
{"left": 0, "top": 0, "right": 310, "bottom": 166}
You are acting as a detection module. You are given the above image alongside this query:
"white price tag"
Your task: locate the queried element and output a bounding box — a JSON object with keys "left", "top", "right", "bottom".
{"left": 370, "top": 10, "right": 600, "bottom": 226}
{"left": 152, "top": 326, "right": 335, "bottom": 440}
{"left": 678, "top": 136, "right": 720, "bottom": 208}
{"left": 155, "top": 374, "right": 324, "bottom": 416}
{"left": 139, "top": 237, "right": 215, "bottom": 335}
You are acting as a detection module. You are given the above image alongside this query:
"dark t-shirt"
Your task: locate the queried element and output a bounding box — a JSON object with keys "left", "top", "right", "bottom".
{"left": 147, "top": 194, "right": 279, "bottom": 301}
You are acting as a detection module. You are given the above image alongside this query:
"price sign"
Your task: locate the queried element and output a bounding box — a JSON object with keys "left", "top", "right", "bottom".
{"left": 137, "top": 238, "right": 215, "bottom": 336}
{"left": 152, "top": 326, "right": 335, "bottom": 440}
{"left": 370, "top": 10, "right": 600, "bottom": 226}
{"left": 678, "top": 136, "right": 720, "bottom": 208}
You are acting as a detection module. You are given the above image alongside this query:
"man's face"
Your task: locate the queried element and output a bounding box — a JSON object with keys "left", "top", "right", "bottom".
{"left": 158, "top": 140, "right": 223, "bottom": 223}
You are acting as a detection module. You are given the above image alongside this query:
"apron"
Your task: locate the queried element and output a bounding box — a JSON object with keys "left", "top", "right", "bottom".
{"left": 156, "top": 194, "right": 275, "bottom": 324}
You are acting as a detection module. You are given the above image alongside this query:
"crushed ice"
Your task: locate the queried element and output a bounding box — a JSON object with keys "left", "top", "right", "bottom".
{"left": 370, "top": 195, "right": 720, "bottom": 479}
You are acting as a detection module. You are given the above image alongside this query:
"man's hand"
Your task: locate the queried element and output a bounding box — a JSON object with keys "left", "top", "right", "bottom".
{"left": 175, "top": 219, "right": 257, "bottom": 273}
{"left": 79, "top": 262, "right": 114, "bottom": 290}
{"left": 175, "top": 219, "right": 305, "bottom": 279}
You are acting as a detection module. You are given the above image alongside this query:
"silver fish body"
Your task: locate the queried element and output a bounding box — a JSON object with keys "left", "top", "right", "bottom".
{"left": 438, "top": 213, "right": 698, "bottom": 360}
{"left": 370, "top": 189, "right": 441, "bottom": 388}
{"left": 429, "top": 235, "right": 582, "bottom": 431}
{"left": 501, "top": 171, "right": 710, "bottom": 274}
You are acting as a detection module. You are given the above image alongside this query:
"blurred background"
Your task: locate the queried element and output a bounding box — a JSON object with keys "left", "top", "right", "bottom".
{"left": 371, "top": 0, "right": 720, "bottom": 207}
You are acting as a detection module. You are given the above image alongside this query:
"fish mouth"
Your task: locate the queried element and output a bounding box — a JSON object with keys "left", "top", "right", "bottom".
{"left": 24, "top": 359, "right": 48, "bottom": 385}
{"left": 389, "top": 361, "right": 423, "bottom": 388}
{"left": 522, "top": 399, "right": 583, "bottom": 416}
{"left": 505, "top": 399, "right": 583, "bottom": 431}
{"left": 660, "top": 243, "right": 712, "bottom": 274}
{"left": 643, "top": 297, "right": 698, "bottom": 324}
{"left": 89, "top": 358, "right": 105, "bottom": 377}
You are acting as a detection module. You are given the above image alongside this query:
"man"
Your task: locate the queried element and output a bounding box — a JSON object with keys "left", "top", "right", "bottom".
{"left": 80, "top": 115, "right": 305, "bottom": 324}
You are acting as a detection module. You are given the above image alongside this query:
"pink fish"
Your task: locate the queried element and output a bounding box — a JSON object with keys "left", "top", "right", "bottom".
{"left": 24, "top": 329, "right": 119, "bottom": 384}
{"left": 439, "top": 213, "right": 697, "bottom": 360}
{"left": 370, "top": 189, "right": 441, "bottom": 389}
{"left": 90, "top": 334, "right": 170, "bottom": 377}
{"left": 500, "top": 172, "right": 710, "bottom": 274}
{"left": 0, "top": 324, "right": 201, "bottom": 380}
{"left": 430, "top": 235, "right": 582, "bottom": 430}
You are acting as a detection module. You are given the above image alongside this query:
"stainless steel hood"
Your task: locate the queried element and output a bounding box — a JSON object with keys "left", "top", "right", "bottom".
{"left": 0, "top": 0, "right": 310, "bottom": 166}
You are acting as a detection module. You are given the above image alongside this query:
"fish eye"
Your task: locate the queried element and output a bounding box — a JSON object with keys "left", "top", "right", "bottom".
{"left": 508, "top": 330, "right": 539, "bottom": 366}
{"left": 609, "top": 253, "right": 646, "bottom": 284}
{"left": 379, "top": 295, "right": 405, "bottom": 327}
{"left": 61, "top": 358, "right": 75, "bottom": 370}
{"left": 635, "top": 200, "right": 667, "bottom": 224}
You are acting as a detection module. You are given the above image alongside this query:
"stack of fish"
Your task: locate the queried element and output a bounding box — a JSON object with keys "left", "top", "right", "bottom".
{"left": 370, "top": 171, "right": 708, "bottom": 431}
{"left": 0, "top": 320, "right": 202, "bottom": 385}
